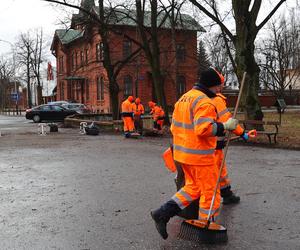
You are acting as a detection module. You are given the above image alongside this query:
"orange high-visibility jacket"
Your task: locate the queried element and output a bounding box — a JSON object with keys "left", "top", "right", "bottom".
{"left": 171, "top": 88, "right": 222, "bottom": 165}
{"left": 151, "top": 106, "right": 165, "bottom": 121}
{"left": 133, "top": 103, "right": 144, "bottom": 116}
{"left": 213, "top": 93, "right": 244, "bottom": 135}
{"left": 121, "top": 99, "right": 134, "bottom": 117}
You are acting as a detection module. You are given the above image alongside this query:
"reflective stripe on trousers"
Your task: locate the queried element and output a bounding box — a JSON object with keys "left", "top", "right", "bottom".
{"left": 171, "top": 163, "right": 221, "bottom": 220}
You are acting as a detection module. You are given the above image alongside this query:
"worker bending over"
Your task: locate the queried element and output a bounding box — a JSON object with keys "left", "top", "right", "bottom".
{"left": 151, "top": 68, "right": 239, "bottom": 239}
{"left": 148, "top": 101, "right": 165, "bottom": 130}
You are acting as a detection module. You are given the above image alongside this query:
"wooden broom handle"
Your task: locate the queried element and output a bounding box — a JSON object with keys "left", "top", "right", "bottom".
{"left": 207, "top": 72, "right": 247, "bottom": 223}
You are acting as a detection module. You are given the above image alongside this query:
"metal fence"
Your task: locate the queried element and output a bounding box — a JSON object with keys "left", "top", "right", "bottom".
{"left": 0, "top": 109, "right": 25, "bottom": 116}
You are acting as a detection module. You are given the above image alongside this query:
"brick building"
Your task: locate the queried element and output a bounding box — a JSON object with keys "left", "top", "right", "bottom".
{"left": 50, "top": 0, "right": 203, "bottom": 113}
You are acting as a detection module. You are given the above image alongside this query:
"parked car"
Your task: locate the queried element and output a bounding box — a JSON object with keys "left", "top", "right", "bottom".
{"left": 62, "top": 103, "right": 90, "bottom": 114}
{"left": 47, "top": 101, "right": 70, "bottom": 106}
{"left": 25, "top": 104, "right": 77, "bottom": 123}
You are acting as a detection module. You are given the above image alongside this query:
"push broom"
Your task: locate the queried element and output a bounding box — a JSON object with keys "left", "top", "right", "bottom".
{"left": 179, "top": 72, "right": 247, "bottom": 244}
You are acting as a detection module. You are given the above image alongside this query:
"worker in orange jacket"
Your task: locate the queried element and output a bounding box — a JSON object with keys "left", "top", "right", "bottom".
{"left": 132, "top": 97, "right": 144, "bottom": 134}
{"left": 121, "top": 96, "right": 135, "bottom": 138}
{"left": 212, "top": 70, "right": 250, "bottom": 204}
{"left": 148, "top": 101, "right": 165, "bottom": 130}
{"left": 151, "top": 68, "right": 239, "bottom": 239}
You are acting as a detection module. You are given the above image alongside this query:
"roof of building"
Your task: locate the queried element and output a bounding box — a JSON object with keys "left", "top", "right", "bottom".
{"left": 54, "top": 29, "right": 85, "bottom": 45}
{"left": 52, "top": 4, "right": 204, "bottom": 48}
{"left": 71, "top": 4, "right": 204, "bottom": 32}
{"left": 90, "top": 7, "right": 205, "bottom": 32}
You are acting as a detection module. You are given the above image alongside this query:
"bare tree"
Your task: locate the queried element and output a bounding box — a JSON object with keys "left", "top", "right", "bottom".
{"left": 205, "top": 31, "right": 235, "bottom": 87}
{"left": 259, "top": 10, "right": 300, "bottom": 97}
{"left": 0, "top": 57, "right": 14, "bottom": 109}
{"left": 198, "top": 40, "right": 210, "bottom": 77}
{"left": 15, "top": 32, "right": 34, "bottom": 108}
{"left": 134, "top": 0, "right": 169, "bottom": 121}
{"left": 189, "top": 0, "right": 287, "bottom": 120}
{"left": 30, "top": 28, "right": 47, "bottom": 105}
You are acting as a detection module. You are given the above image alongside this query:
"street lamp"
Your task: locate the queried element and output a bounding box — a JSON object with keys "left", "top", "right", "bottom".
{"left": 0, "top": 39, "right": 18, "bottom": 114}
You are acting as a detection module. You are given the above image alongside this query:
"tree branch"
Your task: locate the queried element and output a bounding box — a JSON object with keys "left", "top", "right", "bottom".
{"left": 256, "top": 0, "right": 286, "bottom": 31}
{"left": 188, "top": 0, "right": 235, "bottom": 42}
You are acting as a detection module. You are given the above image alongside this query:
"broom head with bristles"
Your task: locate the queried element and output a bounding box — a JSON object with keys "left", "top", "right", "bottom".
{"left": 179, "top": 219, "right": 228, "bottom": 244}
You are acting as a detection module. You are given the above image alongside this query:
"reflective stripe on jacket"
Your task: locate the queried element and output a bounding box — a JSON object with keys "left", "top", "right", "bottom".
{"left": 170, "top": 88, "right": 219, "bottom": 165}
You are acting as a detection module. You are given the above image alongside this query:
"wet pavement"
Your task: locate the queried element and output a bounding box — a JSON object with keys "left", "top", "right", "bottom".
{"left": 0, "top": 115, "right": 299, "bottom": 250}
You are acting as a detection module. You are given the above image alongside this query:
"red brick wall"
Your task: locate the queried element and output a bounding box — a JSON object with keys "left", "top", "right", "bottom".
{"left": 54, "top": 25, "right": 198, "bottom": 113}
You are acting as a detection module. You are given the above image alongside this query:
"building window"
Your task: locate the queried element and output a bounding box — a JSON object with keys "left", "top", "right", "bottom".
{"left": 85, "top": 49, "right": 89, "bottom": 64}
{"left": 86, "top": 79, "right": 89, "bottom": 100}
{"left": 123, "top": 40, "right": 132, "bottom": 59}
{"left": 60, "top": 81, "right": 65, "bottom": 99}
{"left": 58, "top": 56, "right": 64, "bottom": 73}
{"left": 176, "top": 75, "right": 186, "bottom": 98}
{"left": 97, "top": 76, "right": 105, "bottom": 100}
{"left": 80, "top": 51, "right": 84, "bottom": 66}
{"left": 96, "top": 42, "right": 104, "bottom": 61}
{"left": 71, "top": 53, "right": 76, "bottom": 70}
{"left": 176, "top": 44, "right": 186, "bottom": 62}
{"left": 75, "top": 52, "right": 78, "bottom": 68}
{"left": 124, "top": 75, "right": 133, "bottom": 98}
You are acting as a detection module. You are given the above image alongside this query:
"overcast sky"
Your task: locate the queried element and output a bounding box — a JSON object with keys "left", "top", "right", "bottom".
{"left": 0, "top": 0, "right": 298, "bottom": 58}
{"left": 0, "top": 0, "right": 67, "bottom": 58}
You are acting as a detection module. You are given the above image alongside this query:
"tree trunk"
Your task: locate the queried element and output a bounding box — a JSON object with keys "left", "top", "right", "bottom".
{"left": 36, "top": 80, "right": 43, "bottom": 105}
{"left": 108, "top": 77, "right": 120, "bottom": 120}
{"left": 27, "top": 62, "right": 32, "bottom": 108}
{"left": 235, "top": 44, "right": 263, "bottom": 121}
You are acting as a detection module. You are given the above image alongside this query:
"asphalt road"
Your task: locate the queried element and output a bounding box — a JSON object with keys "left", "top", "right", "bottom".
{"left": 0, "top": 115, "right": 299, "bottom": 250}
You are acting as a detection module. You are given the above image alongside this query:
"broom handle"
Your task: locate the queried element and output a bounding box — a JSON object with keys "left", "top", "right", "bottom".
{"left": 207, "top": 72, "right": 247, "bottom": 223}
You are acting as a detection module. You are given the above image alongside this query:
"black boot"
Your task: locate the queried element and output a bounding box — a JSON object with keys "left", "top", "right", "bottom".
{"left": 151, "top": 200, "right": 181, "bottom": 239}
{"left": 221, "top": 186, "right": 240, "bottom": 205}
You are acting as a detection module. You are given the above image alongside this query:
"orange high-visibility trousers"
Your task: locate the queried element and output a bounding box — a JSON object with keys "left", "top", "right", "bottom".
{"left": 123, "top": 117, "right": 134, "bottom": 132}
{"left": 171, "top": 163, "right": 221, "bottom": 221}
{"left": 215, "top": 149, "right": 231, "bottom": 190}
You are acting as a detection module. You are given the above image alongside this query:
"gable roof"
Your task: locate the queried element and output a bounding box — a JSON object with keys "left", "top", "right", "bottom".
{"left": 92, "top": 7, "right": 204, "bottom": 31}
{"left": 55, "top": 29, "right": 85, "bottom": 45}
{"left": 71, "top": 6, "right": 204, "bottom": 32}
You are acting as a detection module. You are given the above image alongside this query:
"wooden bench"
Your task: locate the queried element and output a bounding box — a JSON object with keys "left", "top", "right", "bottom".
{"left": 239, "top": 120, "right": 280, "bottom": 144}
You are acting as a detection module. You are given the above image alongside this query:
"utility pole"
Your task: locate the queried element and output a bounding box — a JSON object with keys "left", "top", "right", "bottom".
{"left": 0, "top": 39, "right": 18, "bottom": 114}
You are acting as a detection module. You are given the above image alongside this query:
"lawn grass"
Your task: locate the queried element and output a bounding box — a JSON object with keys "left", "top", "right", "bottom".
{"left": 236, "top": 111, "right": 300, "bottom": 149}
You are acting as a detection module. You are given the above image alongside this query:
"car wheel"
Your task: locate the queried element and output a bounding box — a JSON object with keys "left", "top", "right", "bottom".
{"left": 33, "top": 115, "right": 41, "bottom": 123}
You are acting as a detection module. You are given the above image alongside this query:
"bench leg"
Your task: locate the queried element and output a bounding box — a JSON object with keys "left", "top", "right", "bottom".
{"left": 274, "top": 134, "right": 277, "bottom": 144}
{"left": 267, "top": 134, "right": 272, "bottom": 144}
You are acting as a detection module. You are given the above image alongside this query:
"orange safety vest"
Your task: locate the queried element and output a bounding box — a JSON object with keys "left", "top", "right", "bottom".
{"left": 121, "top": 99, "right": 134, "bottom": 117}
{"left": 132, "top": 103, "right": 144, "bottom": 116}
{"left": 213, "top": 93, "right": 244, "bottom": 136}
{"left": 151, "top": 106, "right": 165, "bottom": 121}
{"left": 171, "top": 88, "right": 219, "bottom": 165}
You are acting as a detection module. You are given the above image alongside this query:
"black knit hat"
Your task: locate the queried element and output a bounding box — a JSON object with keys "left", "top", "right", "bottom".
{"left": 198, "top": 68, "right": 222, "bottom": 87}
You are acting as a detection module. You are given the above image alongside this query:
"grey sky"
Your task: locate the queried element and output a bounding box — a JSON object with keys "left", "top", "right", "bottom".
{"left": 0, "top": 0, "right": 65, "bottom": 57}
{"left": 0, "top": 0, "right": 298, "bottom": 58}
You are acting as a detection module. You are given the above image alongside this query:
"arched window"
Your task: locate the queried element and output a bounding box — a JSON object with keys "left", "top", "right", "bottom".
{"left": 60, "top": 81, "right": 65, "bottom": 99}
{"left": 97, "top": 76, "right": 105, "bottom": 100}
{"left": 123, "top": 40, "right": 132, "bottom": 59}
{"left": 124, "top": 75, "right": 133, "bottom": 97}
{"left": 86, "top": 79, "right": 89, "bottom": 100}
{"left": 176, "top": 75, "right": 186, "bottom": 98}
